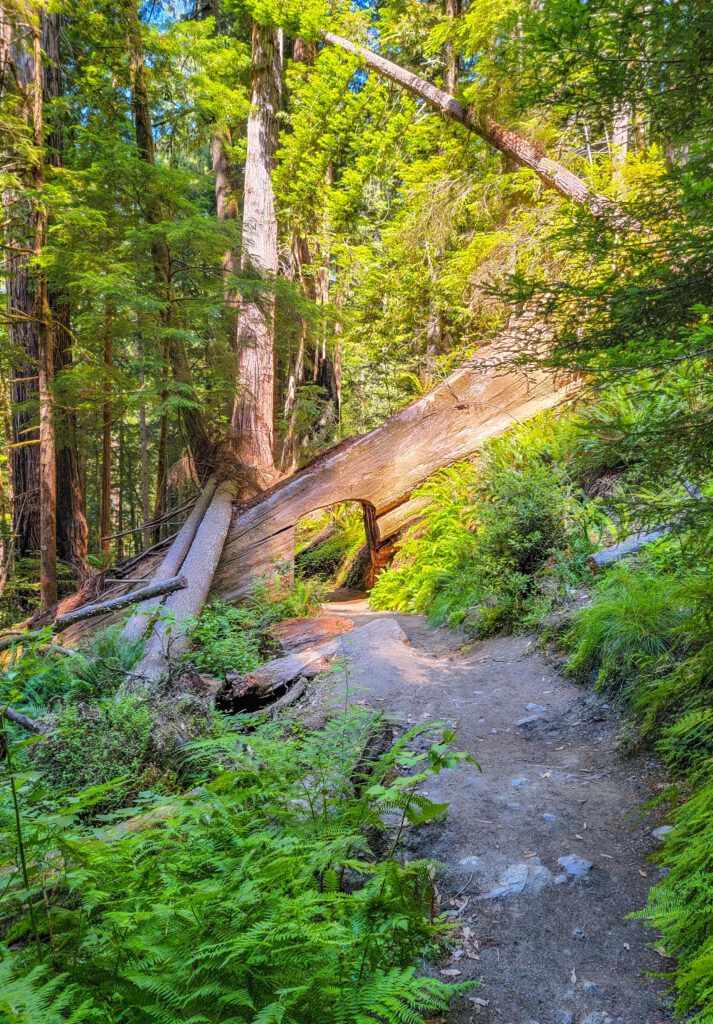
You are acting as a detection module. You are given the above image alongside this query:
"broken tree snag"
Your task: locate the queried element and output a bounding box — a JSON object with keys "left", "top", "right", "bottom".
{"left": 121, "top": 476, "right": 219, "bottom": 645}
{"left": 0, "top": 575, "right": 188, "bottom": 653}
{"left": 134, "top": 479, "right": 240, "bottom": 682}
{"left": 213, "top": 317, "right": 578, "bottom": 603}
{"left": 320, "top": 31, "right": 637, "bottom": 233}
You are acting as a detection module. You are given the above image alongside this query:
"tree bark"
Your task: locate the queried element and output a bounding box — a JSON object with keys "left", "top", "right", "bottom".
{"left": 125, "top": 0, "right": 213, "bottom": 474}
{"left": 32, "top": 16, "right": 57, "bottom": 610}
{"left": 2, "top": 2, "right": 40, "bottom": 560}
{"left": 321, "top": 30, "right": 637, "bottom": 232}
{"left": 121, "top": 475, "right": 218, "bottom": 644}
{"left": 443, "top": 0, "right": 460, "bottom": 96}
{"left": 230, "top": 22, "right": 282, "bottom": 484}
{"left": 54, "top": 304, "right": 88, "bottom": 567}
{"left": 134, "top": 479, "right": 239, "bottom": 681}
{"left": 100, "top": 305, "right": 112, "bottom": 560}
{"left": 137, "top": 332, "right": 151, "bottom": 544}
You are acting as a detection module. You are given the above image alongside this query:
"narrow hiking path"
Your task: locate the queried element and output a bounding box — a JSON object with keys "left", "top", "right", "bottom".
{"left": 323, "top": 594, "right": 673, "bottom": 1024}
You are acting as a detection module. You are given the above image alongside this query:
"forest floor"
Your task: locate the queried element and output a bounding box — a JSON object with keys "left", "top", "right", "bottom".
{"left": 318, "top": 593, "right": 674, "bottom": 1024}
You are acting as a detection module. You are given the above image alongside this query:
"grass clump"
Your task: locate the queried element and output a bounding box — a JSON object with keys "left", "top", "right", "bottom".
{"left": 565, "top": 556, "right": 689, "bottom": 694}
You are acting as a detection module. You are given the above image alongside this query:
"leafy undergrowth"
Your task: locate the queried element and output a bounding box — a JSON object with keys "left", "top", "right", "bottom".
{"left": 562, "top": 540, "right": 713, "bottom": 1022}
{"left": 190, "top": 571, "right": 325, "bottom": 676}
{"left": 295, "top": 503, "right": 368, "bottom": 589}
{"left": 0, "top": 701, "right": 475, "bottom": 1023}
{"left": 370, "top": 414, "right": 605, "bottom": 634}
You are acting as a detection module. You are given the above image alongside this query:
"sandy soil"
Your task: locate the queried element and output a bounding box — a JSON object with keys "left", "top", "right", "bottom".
{"left": 321, "top": 595, "right": 673, "bottom": 1024}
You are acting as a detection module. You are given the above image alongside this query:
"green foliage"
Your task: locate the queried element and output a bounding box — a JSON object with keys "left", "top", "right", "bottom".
{"left": 295, "top": 504, "right": 366, "bottom": 585}
{"left": 635, "top": 775, "right": 713, "bottom": 1024}
{"left": 371, "top": 414, "right": 599, "bottom": 632}
{"left": 35, "top": 694, "right": 154, "bottom": 807}
{"left": 190, "top": 573, "right": 324, "bottom": 677}
{"left": 0, "top": 701, "right": 476, "bottom": 1023}
{"left": 564, "top": 556, "right": 689, "bottom": 693}
{"left": 7, "top": 627, "right": 143, "bottom": 710}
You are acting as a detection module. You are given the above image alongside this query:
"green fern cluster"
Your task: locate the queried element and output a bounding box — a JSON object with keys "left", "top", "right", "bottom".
{"left": 0, "top": 706, "right": 475, "bottom": 1023}
{"left": 370, "top": 413, "right": 601, "bottom": 632}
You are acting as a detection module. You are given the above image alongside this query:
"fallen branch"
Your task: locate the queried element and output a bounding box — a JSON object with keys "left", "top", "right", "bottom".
{"left": 3, "top": 705, "right": 44, "bottom": 734}
{"left": 0, "top": 574, "right": 188, "bottom": 652}
{"left": 321, "top": 30, "right": 638, "bottom": 232}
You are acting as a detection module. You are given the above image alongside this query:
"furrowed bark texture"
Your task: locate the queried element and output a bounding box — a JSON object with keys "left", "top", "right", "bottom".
{"left": 321, "top": 31, "right": 637, "bottom": 232}
{"left": 231, "top": 22, "right": 282, "bottom": 481}
{"left": 213, "top": 317, "right": 579, "bottom": 603}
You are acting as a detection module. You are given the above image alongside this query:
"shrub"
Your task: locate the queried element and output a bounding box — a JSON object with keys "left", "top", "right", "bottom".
{"left": 35, "top": 694, "right": 154, "bottom": 806}
{"left": 371, "top": 413, "right": 599, "bottom": 632}
{"left": 190, "top": 573, "right": 324, "bottom": 677}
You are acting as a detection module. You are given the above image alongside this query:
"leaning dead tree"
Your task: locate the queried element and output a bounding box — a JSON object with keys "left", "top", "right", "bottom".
{"left": 320, "top": 31, "right": 639, "bottom": 233}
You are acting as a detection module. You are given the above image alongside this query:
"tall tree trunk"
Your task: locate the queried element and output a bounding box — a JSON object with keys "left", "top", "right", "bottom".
{"left": 43, "top": 10, "right": 88, "bottom": 568}
{"left": 443, "top": 0, "right": 460, "bottom": 95}
{"left": 32, "top": 15, "right": 56, "bottom": 609}
{"left": 137, "top": 332, "right": 151, "bottom": 543}
{"left": 125, "top": 0, "right": 213, "bottom": 476}
{"left": 611, "top": 102, "right": 630, "bottom": 172}
{"left": 100, "top": 305, "right": 112, "bottom": 561}
{"left": 230, "top": 22, "right": 282, "bottom": 485}
{"left": 1, "top": 2, "right": 40, "bottom": 559}
{"left": 321, "top": 31, "right": 637, "bottom": 231}
{"left": 54, "top": 303, "right": 88, "bottom": 567}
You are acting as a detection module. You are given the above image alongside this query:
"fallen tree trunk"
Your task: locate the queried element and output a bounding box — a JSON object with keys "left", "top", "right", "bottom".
{"left": 134, "top": 479, "right": 239, "bottom": 682}
{"left": 213, "top": 314, "right": 579, "bottom": 603}
{"left": 0, "top": 574, "right": 188, "bottom": 653}
{"left": 121, "top": 476, "right": 218, "bottom": 645}
{"left": 587, "top": 528, "right": 669, "bottom": 570}
{"left": 321, "top": 31, "right": 637, "bottom": 233}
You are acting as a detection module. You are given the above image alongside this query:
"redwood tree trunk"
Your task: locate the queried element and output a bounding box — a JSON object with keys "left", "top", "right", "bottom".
{"left": 2, "top": 2, "right": 40, "bottom": 559}
{"left": 321, "top": 30, "right": 636, "bottom": 231}
{"left": 100, "top": 306, "right": 112, "bottom": 560}
{"left": 230, "top": 22, "right": 282, "bottom": 484}
{"left": 32, "top": 17, "right": 56, "bottom": 609}
{"left": 126, "top": 0, "right": 213, "bottom": 475}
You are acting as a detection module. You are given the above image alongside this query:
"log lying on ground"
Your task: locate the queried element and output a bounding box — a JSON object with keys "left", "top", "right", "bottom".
{"left": 213, "top": 317, "right": 578, "bottom": 603}
{"left": 267, "top": 615, "right": 355, "bottom": 656}
{"left": 217, "top": 618, "right": 412, "bottom": 710}
{"left": 0, "top": 574, "right": 188, "bottom": 654}
{"left": 121, "top": 476, "right": 218, "bottom": 645}
{"left": 587, "top": 528, "right": 669, "bottom": 570}
{"left": 588, "top": 485, "right": 704, "bottom": 569}
{"left": 321, "top": 31, "right": 637, "bottom": 233}
{"left": 134, "top": 479, "right": 240, "bottom": 682}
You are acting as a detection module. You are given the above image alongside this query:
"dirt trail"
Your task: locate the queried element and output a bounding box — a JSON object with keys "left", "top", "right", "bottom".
{"left": 323, "top": 595, "right": 673, "bottom": 1024}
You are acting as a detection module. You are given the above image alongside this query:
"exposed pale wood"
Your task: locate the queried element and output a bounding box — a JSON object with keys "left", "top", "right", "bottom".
{"left": 213, "top": 322, "right": 578, "bottom": 603}
{"left": 121, "top": 476, "right": 218, "bottom": 645}
{"left": 134, "top": 480, "right": 239, "bottom": 681}
{"left": 587, "top": 528, "right": 668, "bottom": 570}
{"left": 3, "top": 704, "right": 44, "bottom": 733}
